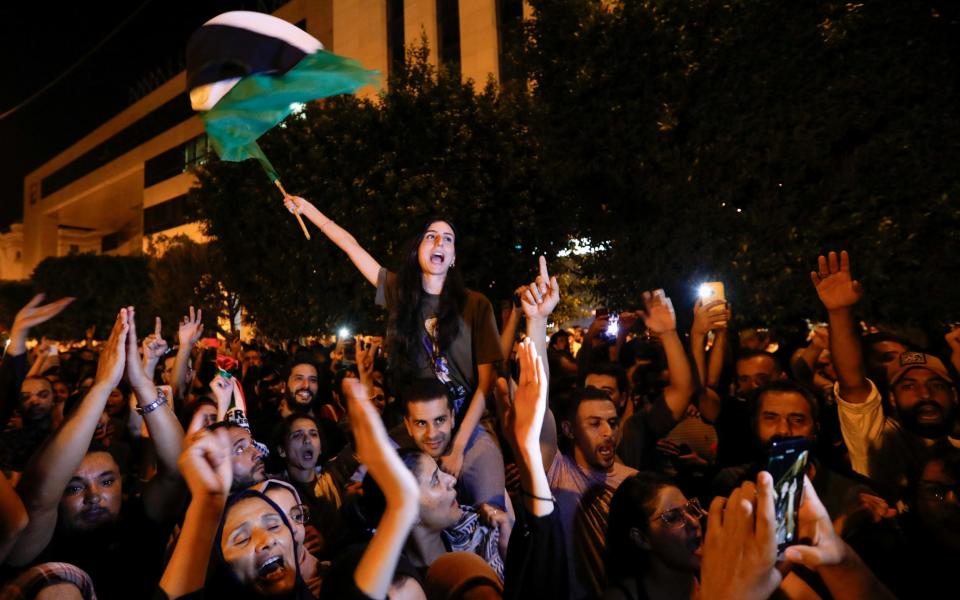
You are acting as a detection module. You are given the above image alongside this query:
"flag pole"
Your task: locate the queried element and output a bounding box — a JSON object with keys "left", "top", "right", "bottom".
{"left": 273, "top": 180, "right": 311, "bottom": 240}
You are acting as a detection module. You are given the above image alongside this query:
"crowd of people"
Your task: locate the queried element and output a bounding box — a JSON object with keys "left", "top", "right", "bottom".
{"left": 0, "top": 198, "right": 955, "bottom": 599}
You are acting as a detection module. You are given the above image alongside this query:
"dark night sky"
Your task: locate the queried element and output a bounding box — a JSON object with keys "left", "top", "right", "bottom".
{"left": 0, "top": 0, "right": 283, "bottom": 229}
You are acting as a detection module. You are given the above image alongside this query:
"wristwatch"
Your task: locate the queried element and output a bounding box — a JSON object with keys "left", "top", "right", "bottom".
{"left": 136, "top": 387, "right": 168, "bottom": 416}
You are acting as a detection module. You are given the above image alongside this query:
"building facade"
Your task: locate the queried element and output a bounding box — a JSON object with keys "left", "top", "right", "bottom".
{"left": 5, "top": 0, "right": 526, "bottom": 279}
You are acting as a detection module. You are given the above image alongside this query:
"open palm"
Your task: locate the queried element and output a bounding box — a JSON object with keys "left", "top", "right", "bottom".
{"left": 811, "top": 251, "right": 862, "bottom": 310}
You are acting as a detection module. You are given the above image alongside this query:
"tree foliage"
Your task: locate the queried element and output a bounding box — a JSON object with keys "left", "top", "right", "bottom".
{"left": 189, "top": 1, "right": 960, "bottom": 341}
{"left": 146, "top": 235, "right": 240, "bottom": 338}
{"left": 30, "top": 254, "right": 151, "bottom": 339}
{"left": 521, "top": 0, "right": 960, "bottom": 337}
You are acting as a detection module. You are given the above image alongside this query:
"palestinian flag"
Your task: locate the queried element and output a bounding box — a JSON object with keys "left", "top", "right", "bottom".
{"left": 186, "top": 11, "right": 378, "bottom": 181}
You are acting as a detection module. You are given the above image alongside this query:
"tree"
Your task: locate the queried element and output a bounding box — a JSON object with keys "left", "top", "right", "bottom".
{"left": 146, "top": 235, "right": 240, "bottom": 340}
{"left": 520, "top": 0, "right": 960, "bottom": 336}
{"left": 30, "top": 254, "right": 151, "bottom": 340}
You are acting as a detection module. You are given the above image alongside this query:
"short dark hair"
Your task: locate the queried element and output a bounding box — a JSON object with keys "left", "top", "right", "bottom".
{"left": 605, "top": 473, "right": 674, "bottom": 580}
{"left": 19, "top": 375, "right": 53, "bottom": 398}
{"left": 580, "top": 362, "right": 629, "bottom": 396}
{"left": 754, "top": 380, "right": 819, "bottom": 423}
{"left": 558, "top": 386, "right": 615, "bottom": 423}
{"left": 400, "top": 378, "right": 452, "bottom": 414}
{"left": 282, "top": 352, "right": 320, "bottom": 382}
{"left": 736, "top": 349, "right": 782, "bottom": 372}
{"left": 550, "top": 330, "right": 571, "bottom": 346}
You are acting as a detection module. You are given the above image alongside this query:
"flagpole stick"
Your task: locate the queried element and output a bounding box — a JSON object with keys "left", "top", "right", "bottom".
{"left": 274, "top": 179, "right": 311, "bottom": 240}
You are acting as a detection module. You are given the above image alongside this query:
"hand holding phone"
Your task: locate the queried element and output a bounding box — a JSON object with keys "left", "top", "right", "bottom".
{"left": 766, "top": 437, "right": 810, "bottom": 558}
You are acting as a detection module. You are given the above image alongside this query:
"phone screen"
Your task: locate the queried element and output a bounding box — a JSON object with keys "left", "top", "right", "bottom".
{"left": 766, "top": 437, "right": 809, "bottom": 556}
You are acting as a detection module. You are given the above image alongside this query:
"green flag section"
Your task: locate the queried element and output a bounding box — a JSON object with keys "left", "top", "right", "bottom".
{"left": 201, "top": 50, "right": 379, "bottom": 182}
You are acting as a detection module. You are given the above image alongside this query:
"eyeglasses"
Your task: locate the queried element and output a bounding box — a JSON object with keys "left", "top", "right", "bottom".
{"left": 918, "top": 481, "right": 959, "bottom": 503}
{"left": 650, "top": 498, "right": 706, "bottom": 528}
{"left": 289, "top": 503, "right": 311, "bottom": 524}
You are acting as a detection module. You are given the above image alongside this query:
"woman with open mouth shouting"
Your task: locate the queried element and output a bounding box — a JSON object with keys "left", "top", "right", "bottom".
{"left": 285, "top": 195, "right": 505, "bottom": 509}
{"left": 157, "top": 384, "right": 420, "bottom": 599}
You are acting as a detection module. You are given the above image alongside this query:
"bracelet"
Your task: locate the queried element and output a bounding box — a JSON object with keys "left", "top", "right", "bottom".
{"left": 520, "top": 488, "right": 556, "bottom": 503}
{"left": 136, "top": 387, "right": 168, "bottom": 416}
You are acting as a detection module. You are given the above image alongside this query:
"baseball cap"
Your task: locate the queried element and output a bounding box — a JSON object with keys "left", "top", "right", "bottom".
{"left": 888, "top": 352, "right": 954, "bottom": 386}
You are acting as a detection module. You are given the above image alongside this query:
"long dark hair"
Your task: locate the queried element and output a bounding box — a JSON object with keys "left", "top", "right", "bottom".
{"left": 604, "top": 473, "right": 674, "bottom": 584}
{"left": 387, "top": 219, "right": 467, "bottom": 381}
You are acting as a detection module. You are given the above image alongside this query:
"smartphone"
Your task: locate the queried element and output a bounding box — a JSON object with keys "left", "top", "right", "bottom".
{"left": 698, "top": 282, "right": 725, "bottom": 303}
{"left": 766, "top": 437, "right": 810, "bottom": 557}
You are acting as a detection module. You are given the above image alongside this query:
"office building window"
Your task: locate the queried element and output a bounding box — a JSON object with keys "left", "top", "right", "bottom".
{"left": 497, "top": 0, "right": 524, "bottom": 85}
{"left": 437, "top": 0, "right": 461, "bottom": 78}
{"left": 144, "top": 135, "right": 209, "bottom": 187}
{"left": 387, "top": 0, "right": 406, "bottom": 76}
{"left": 144, "top": 194, "right": 191, "bottom": 235}
{"left": 41, "top": 94, "right": 194, "bottom": 197}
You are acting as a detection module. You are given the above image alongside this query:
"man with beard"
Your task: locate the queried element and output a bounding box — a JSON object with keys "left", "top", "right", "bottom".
{"left": 279, "top": 356, "right": 320, "bottom": 418}
{"left": 712, "top": 380, "right": 875, "bottom": 521}
{"left": 813, "top": 251, "right": 960, "bottom": 493}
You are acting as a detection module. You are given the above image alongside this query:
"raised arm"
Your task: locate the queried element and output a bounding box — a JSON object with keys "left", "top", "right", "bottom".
{"left": 9, "top": 309, "right": 128, "bottom": 566}
{"left": 812, "top": 251, "right": 870, "bottom": 404}
{"left": 2, "top": 295, "right": 73, "bottom": 430}
{"left": 285, "top": 195, "right": 382, "bottom": 286}
{"left": 159, "top": 428, "right": 232, "bottom": 599}
{"left": 640, "top": 290, "right": 695, "bottom": 429}
{"left": 172, "top": 307, "right": 203, "bottom": 402}
{"left": 503, "top": 341, "right": 554, "bottom": 516}
{"left": 343, "top": 379, "right": 419, "bottom": 598}
{"left": 517, "top": 256, "right": 560, "bottom": 468}
{"left": 125, "top": 309, "right": 187, "bottom": 522}
{"left": 690, "top": 299, "right": 730, "bottom": 422}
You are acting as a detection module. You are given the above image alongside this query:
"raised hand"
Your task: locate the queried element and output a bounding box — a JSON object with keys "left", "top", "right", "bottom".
{"left": 94, "top": 308, "right": 129, "bottom": 389}
{"left": 209, "top": 374, "right": 235, "bottom": 420}
{"left": 503, "top": 340, "right": 548, "bottom": 453}
{"left": 344, "top": 379, "right": 419, "bottom": 503}
{"left": 518, "top": 256, "right": 561, "bottom": 320}
{"left": 639, "top": 289, "right": 676, "bottom": 335}
{"left": 355, "top": 335, "right": 380, "bottom": 386}
{"left": 692, "top": 299, "right": 730, "bottom": 337}
{"left": 9, "top": 294, "right": 74, "bottom": 354}
{"left": 124, "top": 307, "right": 156, "bottom": 394}
{"left": 701, "top": 472, "right": 781, "bottom": 600}
{"left": 179, "top": 428, "right": 232, "bottom": 501}
{"left": 811, "top": 251, "right": 863, "bottom": 311}
{"left": 142, "top": 316, "right": 169, "bottom": 363}
{"left": 283, "top": 195, "right": 314, "bottom": 215}
{"left": 178, "top": 306, "right": 204, "bottom": 348}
